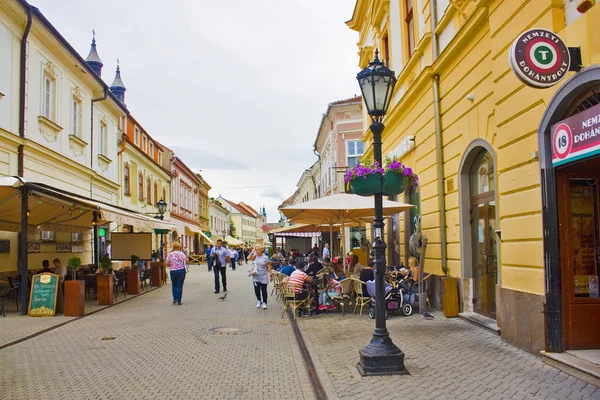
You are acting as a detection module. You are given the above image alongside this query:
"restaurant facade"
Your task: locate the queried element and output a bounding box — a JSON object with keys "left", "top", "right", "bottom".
{"left": 347, "top": 0, "right": 600, "bottom": 354}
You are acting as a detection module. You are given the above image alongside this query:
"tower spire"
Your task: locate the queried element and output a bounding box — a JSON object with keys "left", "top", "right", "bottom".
{"left": 85, "top": 29, "right": 103, "bottom": 77}
{"left": 110, "top": 59, "right": 126, "bottom": 104}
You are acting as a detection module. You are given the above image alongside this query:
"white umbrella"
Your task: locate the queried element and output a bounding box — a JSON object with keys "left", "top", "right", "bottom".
{"left": 281, "top": 193, "right": 413, "bottom": 272}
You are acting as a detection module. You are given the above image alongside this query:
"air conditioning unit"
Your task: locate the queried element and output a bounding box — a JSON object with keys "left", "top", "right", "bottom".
{"left": 41, "top": 231, "right": 55, "bottom": 241}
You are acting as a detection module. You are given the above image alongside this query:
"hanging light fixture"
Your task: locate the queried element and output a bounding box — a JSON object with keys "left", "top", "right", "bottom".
{"left": 91, "top": 212, "right": 99, "bottom": 226}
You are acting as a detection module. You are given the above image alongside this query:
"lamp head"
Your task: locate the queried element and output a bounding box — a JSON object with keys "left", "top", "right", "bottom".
{"left": 356, "top": 49, "right": 397, "bottom": 120}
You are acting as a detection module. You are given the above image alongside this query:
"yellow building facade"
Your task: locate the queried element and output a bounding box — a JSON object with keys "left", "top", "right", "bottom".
{"left": 348, "top": 0, "right": 600, "bottom": 353}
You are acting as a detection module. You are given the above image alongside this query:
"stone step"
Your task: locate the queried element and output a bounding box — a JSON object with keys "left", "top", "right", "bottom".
{"left": 541, "top": 350, "right": 600, "bottom": 387}
{"left": 458, "top": 311, "right": 501, "bottom": 335}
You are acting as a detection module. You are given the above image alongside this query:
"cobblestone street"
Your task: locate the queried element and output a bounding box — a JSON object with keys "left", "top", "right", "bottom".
{"left": 1, "top": 267, "right": 599, "bottom": 399}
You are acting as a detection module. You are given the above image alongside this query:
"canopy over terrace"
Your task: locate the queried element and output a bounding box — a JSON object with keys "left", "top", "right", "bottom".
{"left": 281, "top": 194, "right": 413, "bottom": 271}
{"left": 0, "top": 177, "right": 174, "bottom": 313}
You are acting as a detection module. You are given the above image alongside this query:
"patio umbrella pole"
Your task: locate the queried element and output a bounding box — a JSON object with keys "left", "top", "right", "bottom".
{"left": 357, "top": 121, "right": 406, "bottom": 375}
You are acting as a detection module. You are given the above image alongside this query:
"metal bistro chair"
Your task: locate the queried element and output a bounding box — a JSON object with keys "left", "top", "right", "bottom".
{"left": 280, "top": 282, "right": 311, "bottom": 320}
{"left": 141, "top": 269, "right": 152, "bottom": 292}
{"left": 84, "top": 275, "right": 97, "bottom": 299}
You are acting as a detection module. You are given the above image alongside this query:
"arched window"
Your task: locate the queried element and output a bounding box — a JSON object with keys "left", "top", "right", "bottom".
{"left": 124, "top": 163, "right": 130, "bottom": 195}
{"left": 147, "top": 177, "right": 152, "bottom": 204}
{"left": 138, "top": 173, "right": 144, "bottom": 202}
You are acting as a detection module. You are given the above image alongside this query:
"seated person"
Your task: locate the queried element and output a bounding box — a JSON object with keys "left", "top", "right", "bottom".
{"left": 331, "top": 258, "right": 346, "bottom": 280}
{"left": 279, "top": 259, "right": 295, "bottom": 277}
{"left": 38, "top": 259, "right": 53, "bottom": 274}
{"left": 305, "top": 256, "right": 323, "bottom": 277}
{"left": 288, "top": 261, "right": 313, "bottom": 300}
{"left": 319, "top": 277, "right": 341, "bottom": 310}
{"left": 359, "top": 260, "right": 375, "bottom": 297}
{"left": 350, "top": 254, "right": 364, "bottom": 275}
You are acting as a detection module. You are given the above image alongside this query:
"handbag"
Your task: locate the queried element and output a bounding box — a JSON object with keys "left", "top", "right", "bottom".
{"left": 247, "top": 261, "right": 258, "bottom": 277}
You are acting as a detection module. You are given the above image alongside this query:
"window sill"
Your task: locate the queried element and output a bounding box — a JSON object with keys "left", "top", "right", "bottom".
{"left": 68, "top": 134, "right": 88, "bottom": 147}
{"left": 124, "top": 192, "right": 131, "bottom": 197}
{"left": 38, "top": 116, "right": 63, "bottom": 142}
{"left": 98, "top": 154, "right": 112, "bottom": 164}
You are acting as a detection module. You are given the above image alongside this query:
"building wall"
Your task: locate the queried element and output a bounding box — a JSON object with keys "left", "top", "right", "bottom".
{"left": 349, "top": 0, "right": 600, "bottom": 353}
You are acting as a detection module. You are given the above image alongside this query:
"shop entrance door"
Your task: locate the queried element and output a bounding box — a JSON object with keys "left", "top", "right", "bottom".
{"left": 471, "top": 194, "right": 497, "bottom": 319}
{"left": 557, "top": 162, "right": 600, "bottom": 349}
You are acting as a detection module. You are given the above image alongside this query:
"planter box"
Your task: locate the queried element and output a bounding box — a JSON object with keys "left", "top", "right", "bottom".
{"left": 443, "top": 277, "right": 459, "bottom": 318}
{"left": 64, "top": 280, "right": 84, "bottom": 316}
{"left": 96, "top": 275, "right": 113, "bottom": 306}
{"left": 150, "top": 262, "right": 163, "bottom": 287}
{"left": 127, "top": 270, "right": 140, "bottom": 295}
{"left": 349, "top": 173, "right": 382, "bottom": 196}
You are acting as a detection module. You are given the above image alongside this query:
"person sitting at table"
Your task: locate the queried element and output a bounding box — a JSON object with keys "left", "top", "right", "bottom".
{"left": 359, "top": 260, "right": 375, "bottom": 297}
{"left": 350, "top": 254, "right": 364, "bottom": 276}
{"left": 305, "top": 257, "right": 323, "bottom": 277}
{"left": 331, "top": 258, "right": 346, "bottom": 281}
{"left": 38, "top": 260, "right": 53, "bottom": 274}
{"left": 288, "top": 261, "right": 313, "bottom": 302}
{"left": 319, "top": 277, "right": 341, "bottom": 311}
{"left": 279, "top": 259, "right": 295, "bottom": 277}
{"left": 52, "top": 258, "right": 66, "bottom": 283}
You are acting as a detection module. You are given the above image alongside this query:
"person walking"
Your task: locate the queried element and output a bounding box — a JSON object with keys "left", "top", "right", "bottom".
{"left": 166, "top": 242, "right": 188, "bottom": 305}
{"left": 211, "top": 239, "right": 229, "bottom": 293}
{"left": 206, "top": 244, "right": 213, "bottom": 272}
{"left": 248, "top": 246, "right": 271, "bottom": 309}
{"left": 229, "top": 246, "right": 238, "bottom": 271}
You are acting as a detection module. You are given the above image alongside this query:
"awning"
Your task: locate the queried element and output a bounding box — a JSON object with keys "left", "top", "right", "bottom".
{"left": 0, "top": 177, "right": 174, "bottom": 233}
{"left": 185, "top": 226, "right": 213, "bottom": 243}
{"left": 225, "top": 236, "right": 244, "bottom": 245}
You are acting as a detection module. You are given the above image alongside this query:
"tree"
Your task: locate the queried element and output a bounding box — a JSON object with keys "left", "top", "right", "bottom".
{"left": 228, "top": 218, "right": 236, "bottom": 237}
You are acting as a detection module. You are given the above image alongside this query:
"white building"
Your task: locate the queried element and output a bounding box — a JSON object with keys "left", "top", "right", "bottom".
{"left": 209, "top": 199, "right": 229, "bottom": 242}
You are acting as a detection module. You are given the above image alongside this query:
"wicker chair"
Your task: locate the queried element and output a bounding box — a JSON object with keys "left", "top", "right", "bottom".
{"left": 328, "top": 278, "right": 354, "bottom": 316}
{"left": 350, "top": 278, "right": 371, "bottom": 316}
{"left": 280, "top": 282, "right": 311, "bottom": 320}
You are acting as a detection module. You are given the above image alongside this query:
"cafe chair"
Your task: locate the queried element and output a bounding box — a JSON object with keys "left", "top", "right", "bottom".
{"left": 280, "top": 282, "right": 311, "bottom": 320}
{"left": 1, "top": 286, "right": 19, "bottom": 317}
{"left": 84, "top": 275, "right": 97, "bottom": 299}
{"left": 350, "top": 278, "right": 371, "bottom": 317}
{"left": 141, "top": 269, "right": 152, "bottom": 291}
{"left": 328, "top": 278, "right": 354, "bottom": 316}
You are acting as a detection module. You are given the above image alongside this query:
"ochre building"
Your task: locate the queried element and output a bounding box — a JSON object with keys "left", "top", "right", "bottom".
{"left": 348, "top": 0, "right": 600, "bottom": 354}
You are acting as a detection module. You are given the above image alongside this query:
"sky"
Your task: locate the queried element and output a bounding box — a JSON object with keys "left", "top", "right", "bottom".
{"left": 31, "top": 0, "right": 361, "bottom": 222}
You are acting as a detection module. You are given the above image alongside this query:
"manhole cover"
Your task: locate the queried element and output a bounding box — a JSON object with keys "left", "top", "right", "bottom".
{"left": 208, "top": 327, "right": 251, "bottom": 334}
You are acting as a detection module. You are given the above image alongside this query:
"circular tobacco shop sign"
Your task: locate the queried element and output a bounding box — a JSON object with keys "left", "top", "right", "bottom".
{"left": 509, "top": 28, "right": 570, "bottom": 88}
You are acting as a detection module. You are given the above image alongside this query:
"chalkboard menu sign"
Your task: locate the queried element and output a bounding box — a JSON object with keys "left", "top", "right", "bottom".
{"left": 28, "top": 273, "right": 59, "bottom": 317}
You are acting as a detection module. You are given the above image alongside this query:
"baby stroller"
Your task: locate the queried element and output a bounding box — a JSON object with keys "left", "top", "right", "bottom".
{"left": 366, "top": 278, "right": 413, "bottom": 319}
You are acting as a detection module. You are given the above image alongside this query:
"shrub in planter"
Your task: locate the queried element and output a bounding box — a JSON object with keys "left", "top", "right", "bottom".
{"left": 67, "top": 257, "right": 81, "bottom": 280}
{"left": 344, "top": 160, "right": 384, "bottom": 196}
{"left": 99, "top": 255, "right": 112, "bottom": 275}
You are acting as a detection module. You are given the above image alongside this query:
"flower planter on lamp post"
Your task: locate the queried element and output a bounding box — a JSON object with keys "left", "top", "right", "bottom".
{"left": 355, "top": 50, "right": 407, "bottom": 376}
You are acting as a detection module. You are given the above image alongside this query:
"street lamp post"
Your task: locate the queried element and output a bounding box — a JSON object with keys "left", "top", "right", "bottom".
{"left": 156, "top": 199, "right": 167, "bottom": 260}
{"left": 356, "top": 50, "right": 406, "bottom": 376}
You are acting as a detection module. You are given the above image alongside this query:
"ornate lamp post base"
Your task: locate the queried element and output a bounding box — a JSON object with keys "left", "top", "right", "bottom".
{"left": 358, "top": 336, "right": 407, "bottom": 375}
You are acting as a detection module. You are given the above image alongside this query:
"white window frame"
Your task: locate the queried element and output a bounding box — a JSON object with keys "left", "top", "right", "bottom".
{"left": 41, "top": 230, "right": 55, "bottom": 241}
{"left": 134, "top": 127, "right": 140, "bottom": 145}
{"left": 158, "top": 151, "right": 163, "bottom": 165}
{"left": 99, "top": 121, "right": 108, "bottom": 156}
{"left": 150, "top": 142, "right": 154, "bottom": 157}
{"left": 347, "top": 140, "right": 364, "bottom": 167}
{"left": 142, "top": 135, "right": 147, "bottom": 152}
{"left": 71, "top": 232, "right": 83, "bottom": 242}
{"left": 41, "top": 73, "right": 55, "bottom": 120}
{"left": 72, "top": 95, "right": 82, "bottom": 137}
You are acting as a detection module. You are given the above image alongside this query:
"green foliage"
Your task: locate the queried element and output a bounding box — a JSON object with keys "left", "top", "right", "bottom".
{"left": 99, "top": 255, "right": 112, "bottom": 270}
{"left": 130, "top": 254, "right": 140, "bottom": 269}
{"left": 67, "top": 257, "right": 81, "bottom": 271}
{"left": 228, "top": 218, "right": 236, "bottom": 237}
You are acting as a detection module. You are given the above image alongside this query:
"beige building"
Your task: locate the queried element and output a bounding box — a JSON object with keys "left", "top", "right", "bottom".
{"left": 209, "top": 198, "right": 229, "bottom": 242}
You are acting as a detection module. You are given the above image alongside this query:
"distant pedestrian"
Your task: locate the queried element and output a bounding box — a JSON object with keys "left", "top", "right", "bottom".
{"left": 206, "top": 244, "right": 213, "bottom": 272}
{"left": 322, "top": 243, "right": 330, "bottom": 260}
{"left": 229, "top": 246, "right": 238, "bottom": 271}
{"left": 248, "top": 246, "right": 271, "bottom": 309}
{"left": 166, "top": 242, "right": 188, "bottom": 305}
{"left": 211, "top": 239, "right": 229, "bottom": 293}
{"left": 312, "top": 244, "right": 319, "bottom": 258}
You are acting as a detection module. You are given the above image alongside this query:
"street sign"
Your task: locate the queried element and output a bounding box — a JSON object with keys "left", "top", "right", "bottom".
{"left": 552, "top": 102, "right": 600, "bottom": 166}
{"left": 509, "top": 28, "right": 570, "bottom": 88}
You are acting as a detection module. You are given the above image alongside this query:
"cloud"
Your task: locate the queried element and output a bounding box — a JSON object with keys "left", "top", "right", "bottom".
{"left": 167, "top": 145, "right": 249, "bottom": 171}
{"left": 260, "top": 187, "right": 284, "bottom": 200}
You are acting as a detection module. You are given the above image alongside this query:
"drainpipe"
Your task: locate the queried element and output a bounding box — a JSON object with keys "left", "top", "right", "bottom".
{"left": 430, "top": 0, "right": 448, "bottom": 276}
{"left": 18, "top": 5, "right": 34, "bottom": 177}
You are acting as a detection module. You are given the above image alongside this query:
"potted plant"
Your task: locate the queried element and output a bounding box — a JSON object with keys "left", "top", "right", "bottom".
{"left": 99, "top": 255, "right": 112, "bottom": 275}
{"left": 127, "top": 254, "right": 141, "bottom": 295}
{"left": 67, "top": 257, "right": 81, "bottom": 280}
{"left": 64, "top": 257, "right": 84, "bottom": 316}
{"left": 381, "top": 156, "right": 419, "bottom": 195}
{"left": 344, "top": 160, "right": 385, "bottom": 196}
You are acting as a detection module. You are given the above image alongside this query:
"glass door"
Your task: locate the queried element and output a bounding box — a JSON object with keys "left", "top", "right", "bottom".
{"left": 471, "top": 194, "right": 497, "bottom": 319}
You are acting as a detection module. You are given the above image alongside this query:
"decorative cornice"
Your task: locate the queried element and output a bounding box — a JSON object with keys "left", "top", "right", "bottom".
{"left": 38, "top": 116, "right": 62, "bottom": 142}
